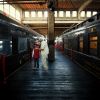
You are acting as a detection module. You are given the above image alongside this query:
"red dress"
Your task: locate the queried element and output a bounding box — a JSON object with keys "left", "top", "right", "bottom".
{"left": 33, "top": 48, "right": 40, "bottom": 59}
{"left": 32, "top": 47, "right": 40, "bottom": 68}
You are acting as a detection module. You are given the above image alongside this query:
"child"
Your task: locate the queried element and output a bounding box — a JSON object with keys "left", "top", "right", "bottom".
{"left": 32, "top": 44, "right": 40, "bottom": 68}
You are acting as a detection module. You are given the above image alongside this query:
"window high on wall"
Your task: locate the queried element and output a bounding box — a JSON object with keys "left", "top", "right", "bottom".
{"left": 59, "top": 11, "right": 64, "bottom": 17}
{"left": 25, "top": 11, "right": 29, "bottom": 17}
{"left": 10, "top": 5, "right": 15, "bottom": 18}
{"left": 80, "top": 11, "right": 85, "bottom": 17}
{"left": 66, "top": 11, "right": 71, "bottom": 17}
{"left": 0, "top": 0, "right": 3, "bottom": 11}
{"left": 37, "top": 11, "right": 42, "bottom": 17}
{"left": 23, "top": 10, "right": 98, "bottom": 20}
{"left": 31, "top": 11, "right": 36, "bottom": 17}
{"left": 54, "top": 11, "right": 57, "bottom": 17}
{"left": 72, "top": 11, "right": 77, "bottom": 17}
{"left": 0, "top": 1, "right": 21, "bottom": 22}
{"left": 16, "top": 10, "right": 21, "bottom": 21}
{"left": 44, "top": 11, "right": 48, "bottom": 17}
{"left": 4, "top": 3, "right": 9, "bottom": 15}
{"left": 93, "top": 11, "right": 97, "bottom": 16}
{"left": 86, "top": 11, "right": 91, "bottom": 17}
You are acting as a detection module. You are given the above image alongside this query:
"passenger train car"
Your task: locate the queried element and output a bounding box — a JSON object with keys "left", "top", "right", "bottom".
{"left": 0, "top": 13, "right": 40, "bottom": 86}
{"left": 58, "top": 13, "right": 100, "bottom": 78}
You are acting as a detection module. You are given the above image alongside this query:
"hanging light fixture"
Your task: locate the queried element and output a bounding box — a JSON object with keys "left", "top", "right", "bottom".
{"left": 47, "top": 0, "right": 55, "bottom": 12}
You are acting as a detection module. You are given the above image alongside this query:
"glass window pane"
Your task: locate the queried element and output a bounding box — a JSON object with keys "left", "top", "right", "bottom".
{"left": 0, "top": 45, "right": 2, "bottom": 49}
{"left": 0, "top": 39, "right": 12, "bottom": 55}
{"left": 93, "top": 11, "right": 97, "bottom": 16}
{"left": 59, "top": 11, "right": 64, "bottom": 17}
{"left": 80, "top": 11, "right": 85, "bottom": 17}
{"left": 0, "top": 41, "right": 3, "bottom": 44}
{"left": 89, "top": 35, "right": 97, "bottom": 56}
{"left": 4, "top": 3, "right": 9, "bottom": 15}
{"left": 10, "top": 5, "right": 15, "bottom": 18}
{"left": 38, "top": 11, "right": 42, "bottom": 17}
{"left": 0, "top": 4, "right": 3, "bottom": 11}
{"left": 72, "top": 11, "right": 77, "bottom": 17}
{"left": 44, "top": 11, "right": 48, "bottom": 17}
{"left": 79, "top": 35, "right": 83, "bottom": 52}
{"left": 66, "top": 11, "right": 71, "bottom": 17}
{"left": 86, "top": 11, "right": 91, "bottom": 17}
{"left": 54, "top": 11, "right": 57, "bottom": 17}
{"left": 16, "top": 10, "right": 21, "bottom": 21}
{"left": 18, "top": 38, "right": 27, "bottom": 52}
{"left": 31, "top": 11, "right": 36, "bottom": 17}
{"left": 25, "top": 11, "right": 29, "bottom": 17}
{"left": 90, "top": 41, "right": 97, "bottom": 49}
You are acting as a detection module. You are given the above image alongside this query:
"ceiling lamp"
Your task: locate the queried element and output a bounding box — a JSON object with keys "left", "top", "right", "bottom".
{"left": 48, "top": 0, "right": 55, "bottom": 11}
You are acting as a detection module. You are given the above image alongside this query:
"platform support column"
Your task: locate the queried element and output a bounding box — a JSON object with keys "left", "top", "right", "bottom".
{"left": 48, "top": 10, "right": 55, "bottom": 61}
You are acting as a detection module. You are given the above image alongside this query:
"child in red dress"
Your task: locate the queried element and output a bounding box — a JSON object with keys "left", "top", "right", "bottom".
{"left": 32, "top": 44, "right": 40, "bottom": 68}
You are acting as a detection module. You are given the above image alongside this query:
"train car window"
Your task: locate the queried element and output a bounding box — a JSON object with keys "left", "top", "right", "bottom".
{"left": 10, "top": 41, "right": 12, "bottom": 48}
{"left": 0, "top": 39, "right": 12, "bottom": 55}
{"left": 89, "top": 35, "right": 97, "bottom": 56}
{"left": 64, "top": 38, "right": 68, "bottom": 49}
{"left": 79, "top": 35, "right": 83, "bottom": 52}
{"left": 97, "top": 13, "right": 100, "bottom": 20}
{"left": 0, "top": 41, "right": 3, "bottom": 52}
{"left": 88, "top": 27, "right": 96, "bottom": 33}
{"left": 68, "top": 38, "right": 72, "bottom": 49}
{"left": 18, "top": 37, "right": 27, "bottom": 53}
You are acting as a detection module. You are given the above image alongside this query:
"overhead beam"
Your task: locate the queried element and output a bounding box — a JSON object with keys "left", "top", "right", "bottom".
{"left": 78, "top": 0, "right": 93, "bottom": 15}
{"left": 22, "top": 20, "right": 82, "bottom": 24}
{"left": 31, "top": 27, "right": 70, "bottom": 29}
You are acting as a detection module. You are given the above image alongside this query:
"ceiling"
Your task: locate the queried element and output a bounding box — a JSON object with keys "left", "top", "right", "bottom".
{"left": 5, "top": 0, "right": 100, "bottom": 36}
{"left": 5, "top": 0, "right": 100, "bottom": 10}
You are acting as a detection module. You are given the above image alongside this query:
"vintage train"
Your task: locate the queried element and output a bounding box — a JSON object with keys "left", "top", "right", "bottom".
{"left": 57, "top": 13, "right": 100, "bottom": 78}
{"left": 0, "top": 13, "right": 40, "bottom": 86}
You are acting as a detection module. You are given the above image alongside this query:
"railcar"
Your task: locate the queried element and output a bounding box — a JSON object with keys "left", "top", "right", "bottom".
{"left": 60, "top": 13, "right": 100, "bottom": 78}
{"left": 0, "top": 13, "right": 40, "bottom": 86}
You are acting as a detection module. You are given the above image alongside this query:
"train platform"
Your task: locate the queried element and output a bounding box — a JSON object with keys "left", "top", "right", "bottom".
{"left": 1, "top": 50, "right": 100, "bottom": 100}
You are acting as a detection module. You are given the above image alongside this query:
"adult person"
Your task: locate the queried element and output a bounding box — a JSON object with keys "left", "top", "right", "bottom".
{"left": 40, "top": 39, "right": 49, "bottom": 70}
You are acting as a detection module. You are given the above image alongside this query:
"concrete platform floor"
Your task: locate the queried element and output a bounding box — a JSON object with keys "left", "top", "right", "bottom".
{"left": 1, "top": 50, "right": 100, "bottom": 100}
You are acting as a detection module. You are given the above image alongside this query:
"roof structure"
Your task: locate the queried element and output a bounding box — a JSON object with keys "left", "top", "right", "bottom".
{"left": 2, "top": 0, "right": 100, "bottom": 36}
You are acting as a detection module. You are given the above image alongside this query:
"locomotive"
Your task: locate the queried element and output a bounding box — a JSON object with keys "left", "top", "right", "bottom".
{"left": 58, "top": 13, "right": 100, "bottom": 78}
{"left": 0, "top": 13, "right": 41, "bottom": 86}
